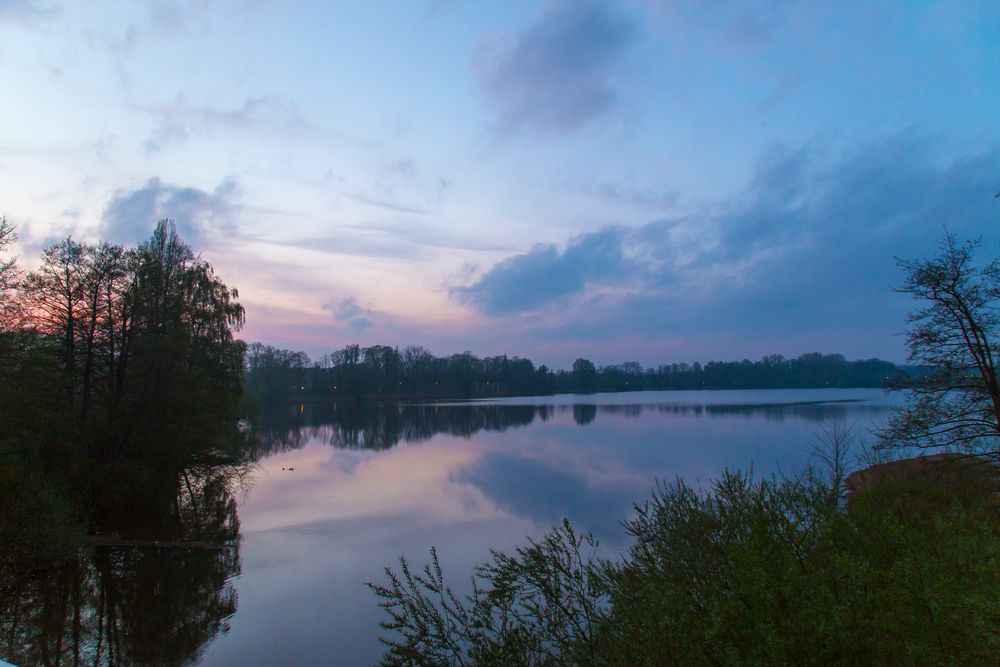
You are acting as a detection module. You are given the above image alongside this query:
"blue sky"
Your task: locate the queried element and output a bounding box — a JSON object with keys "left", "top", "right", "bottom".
{"left": 1, "top": 0, "right": 998, "bottom": 366}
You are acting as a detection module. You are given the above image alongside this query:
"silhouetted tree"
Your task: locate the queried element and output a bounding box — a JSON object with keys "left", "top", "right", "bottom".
{"left": 572, "top": 358, "right": 597, "bottom": 393}
{"left": 2, "top": 219, "right": 248, "bottom": 552}
{"left": 882, "top": 231, "right": 1000, "bottom": 459}
{"left": 25, "top": 238, "right": 87, "bottom": 403}
{"left": 0, "top": 217, "right": 20, "bottom": 326}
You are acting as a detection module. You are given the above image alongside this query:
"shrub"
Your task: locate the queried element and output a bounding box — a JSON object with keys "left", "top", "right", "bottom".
{"left": 371, "top": 464, "right": 1000, "bottom": 665}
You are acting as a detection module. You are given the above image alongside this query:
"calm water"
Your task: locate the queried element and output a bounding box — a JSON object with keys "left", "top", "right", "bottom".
{"left": 1, "top": 388, "right": 902, "bottom": 666}
{"left": 198, "top": 388, "right": 899, "bottom": 666}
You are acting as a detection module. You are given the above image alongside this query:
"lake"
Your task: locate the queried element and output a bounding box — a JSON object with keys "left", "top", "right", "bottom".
{"left": 0, "top": 388, "right": 902, "bottom": 666}
{"left": 199, "top": 388, "right": 900, "bottom": 665}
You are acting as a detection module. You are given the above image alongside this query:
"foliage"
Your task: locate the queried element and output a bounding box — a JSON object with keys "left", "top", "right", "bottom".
{"left": 368, "top": 226, "right": 1000, "bottom": 666}
{"left": 0, "top": 216, "right": 22, "bottom": 325}
{"left": 369, "top": 520, "right": 611, "bottom": 667}
{"left": 1, "top": 219, "right": 248, "bottom": 566}
{"left": 7, "top": 220, "right": 246, "bottom": 463}
{"left": 1, "top": 218, "right": 251, "bottom": 663}
{"left": 371, "top": 464, "right": 1000, "bottom": 666}
{"left": 882, "top": 231, "right": 1000, "bottom": 458}
{"left": 245, "top": 343, "right": 901, "bottom": 404}
{"left": 571, "top": 358, "right": 597, "bottom": 393}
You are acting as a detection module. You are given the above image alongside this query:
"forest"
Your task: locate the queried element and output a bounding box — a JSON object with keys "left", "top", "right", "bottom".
{"left": 244, "top": 342, "right": 904, "bottom": 405}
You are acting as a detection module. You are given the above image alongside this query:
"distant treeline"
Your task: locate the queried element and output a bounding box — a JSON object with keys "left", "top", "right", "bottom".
{"left": 245, "top": 343, "right": 906, "bottom": 403}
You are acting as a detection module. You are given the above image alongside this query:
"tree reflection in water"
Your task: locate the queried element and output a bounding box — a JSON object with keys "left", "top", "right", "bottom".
{"left": 0, "top": 395, "right": 896, "bottom": 664}
{"left": 250, "top": 402, "right": 548, "bottom": 455}
{"left": 250, "top": 398, "right": 887, "bottom": 457}
{"left": 1, "top": 464, "right": 243, "bottom": 666}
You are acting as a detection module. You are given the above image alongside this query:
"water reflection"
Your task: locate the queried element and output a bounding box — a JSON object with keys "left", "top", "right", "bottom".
{"left": 252, "top": 392, "right": 894, "bottom": 457}
{"left": 573, "top": 404, "right": 597, "bottom": 425}
{"left": 1, "top": 389, "right": 903, "bottom": 665}
{"left": 197, "top": 388, "right": 901, "bottom": 666}
{"left": 1, "top": 466, "right": 243, "bottom": 666}
{"left": 218, "top": 390, "right": 906, "bottom": 565}
{"left": 237, "top": 391, "right": 902, "bottom": 547}
{"left": 252, "top": 403, "right": 547, "bottom": 455}
{"left": 455, "top": 452, "right": 633, "bottom": 538}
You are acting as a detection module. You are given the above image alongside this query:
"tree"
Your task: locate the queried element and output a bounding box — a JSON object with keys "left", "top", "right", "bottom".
{"left": 572, "top": 357, "right": 597, "bottom": 393}
{"left": 881, "top": 231, "right": 1000, "bottom": 459}
{"left": 25, "top": 238, "right": 87, "bottom": 412}
{"left": 117, "top": 220, "right": 246, "bottom": 457}
{"left": 0, "top": 217, "right": 20, "bottom": 326}
{"left": 78, "top": 242, "right": 128, "bottom": 424}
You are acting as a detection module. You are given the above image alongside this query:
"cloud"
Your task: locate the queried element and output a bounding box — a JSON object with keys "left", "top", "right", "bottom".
{"left": 253, "top": 217, "right": 514, "bottom": 264}
{"left": 371, "top": 157, "right": 419, "bottom": 198}
{"left": 478, "top": 0, "right": 637, "bottom": 134}
{"left": 383, "top": 158, "right": 417, "bottom": 180}
{"left": 101, "top": 177, "right": 239, "bottom": 246}
{"left": 455, "top": 452, "right": 638, "bottom": 541}
{"left": 145, "top": 95, "right": 309, "bottom": 153}
{"left": 577, "top": 181, "right": 680, "bottom": 211}
{"left": 0, "top": 0, "right": 57, "bottom": 24}
{"left": 637, "top": 0, "right": 792, "bottom": 50}
{"left": 453, "top": 135, "right": 1000, "bottom": 357}
{"left": 333, "top": 298, "right": 364, "bottom": 320}
{"left": 99, "top": 0, "right": 223, "bottom": 56}
{"left": 193, "top": 95, "right": 306, "bottom": 130}
{"left": 454, "top": 226, "right": 637, "bottom": 314}
{"left": 350, "top": 318, "right": 372, "bottom": 332}
{"left": 325, "top": 297, "right": 375, "bottom": 332}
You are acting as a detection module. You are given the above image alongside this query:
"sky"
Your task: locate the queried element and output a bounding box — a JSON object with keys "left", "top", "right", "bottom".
{"left": 1, "top": 0, "right": 998, "bottom": 367}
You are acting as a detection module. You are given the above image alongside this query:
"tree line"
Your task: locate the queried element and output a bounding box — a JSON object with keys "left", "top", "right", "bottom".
{"left": 244, "top": 342, "right": 903, "bottom": 404}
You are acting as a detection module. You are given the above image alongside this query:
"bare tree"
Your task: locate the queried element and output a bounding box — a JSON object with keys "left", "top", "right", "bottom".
{"left": 25, "top": 238, "right": 86, "bottom": 382}
{"left": 0, "top": 217, "right": 21, "bottom": 328}
{"left": 881, "top": 231, "right": 1000, "bottom": 459}
{"left": 808, "top": 416, "right": 857, "bottom": 502}
{"left": 79, "top": 242, "right": 128, "bottom": 423}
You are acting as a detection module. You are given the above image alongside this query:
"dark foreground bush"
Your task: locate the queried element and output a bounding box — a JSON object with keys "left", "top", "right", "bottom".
{"left": 370, "top": 462, "right": 1000, "bottom": 666}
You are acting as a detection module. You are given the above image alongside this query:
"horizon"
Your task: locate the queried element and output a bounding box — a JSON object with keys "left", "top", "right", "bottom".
{"left": 242, "top": 338, "right": 910, "bottom": 371}
{"left": 2, "top": 1, "right": 999, "bottom": 368}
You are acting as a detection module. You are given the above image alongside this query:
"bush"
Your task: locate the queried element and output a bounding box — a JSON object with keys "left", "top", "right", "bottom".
{"left": 371, "top": 464, "right": 1000, "bottom": 666}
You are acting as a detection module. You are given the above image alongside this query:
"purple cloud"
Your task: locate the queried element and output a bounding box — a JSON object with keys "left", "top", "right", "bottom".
{"left": 478, "top": 0, "right": 637, "bottom": 134}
